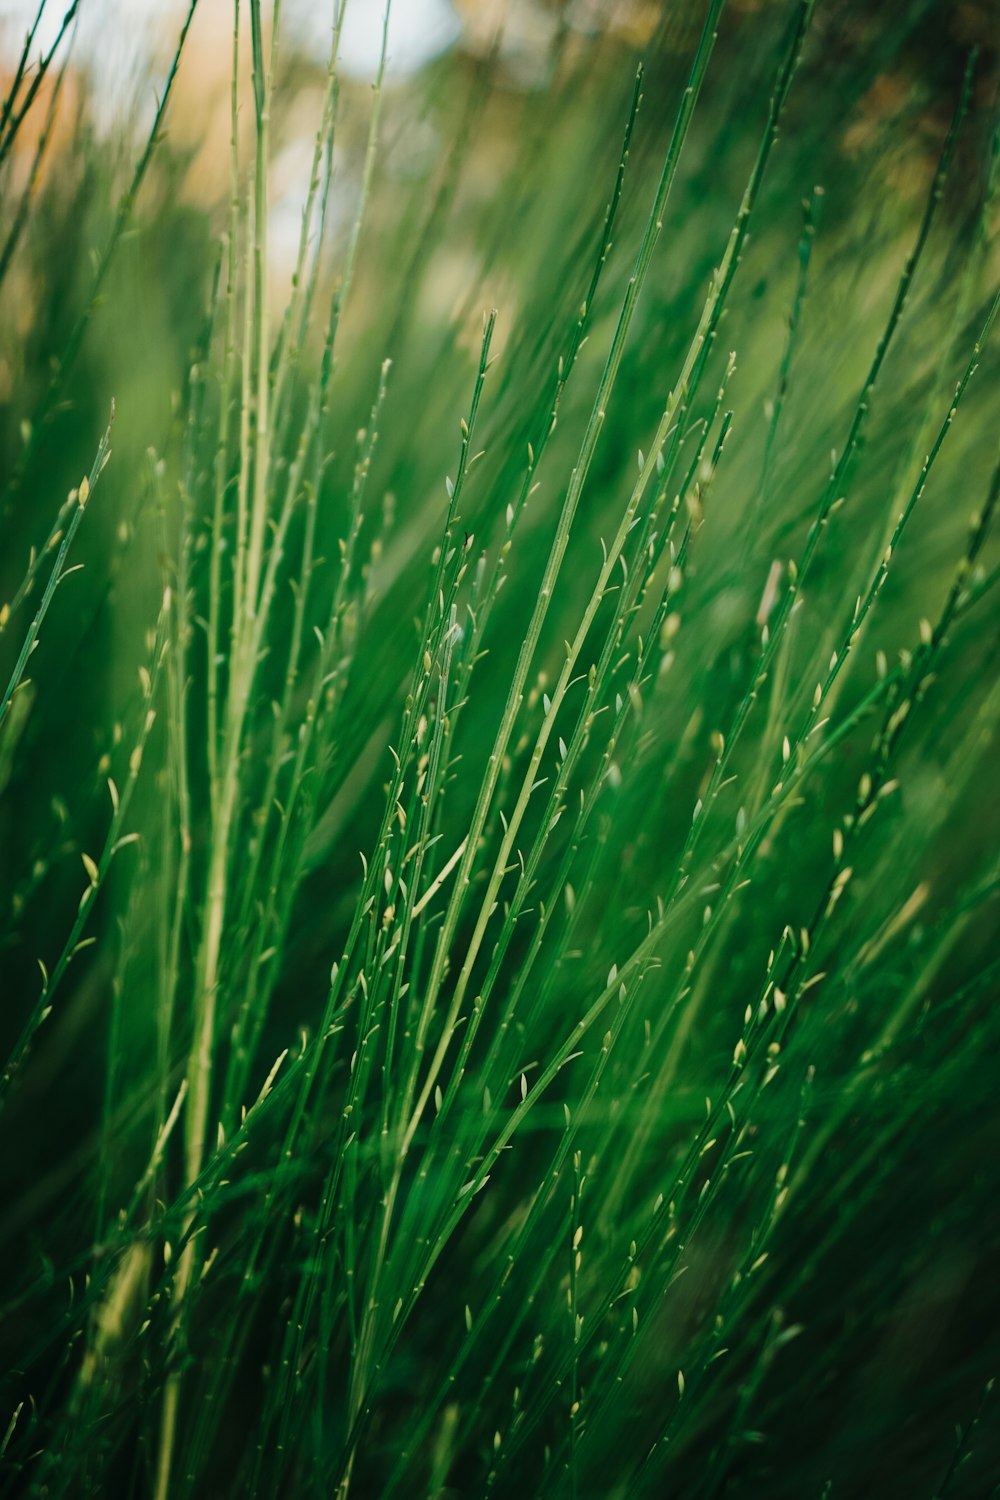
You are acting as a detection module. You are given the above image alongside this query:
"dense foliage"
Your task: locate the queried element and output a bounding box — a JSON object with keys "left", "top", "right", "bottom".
{"left": 1, "top": 2, "right": 998, "bottom": 1496}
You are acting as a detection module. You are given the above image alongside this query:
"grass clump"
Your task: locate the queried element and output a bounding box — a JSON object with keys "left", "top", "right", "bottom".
{"left": 1, "top": 1, "right": 999, "bottom": 1496}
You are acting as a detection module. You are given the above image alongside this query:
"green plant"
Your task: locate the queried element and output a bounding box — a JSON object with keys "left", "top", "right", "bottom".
{"left": 1, "top": 2, "right": 998, "bottom": 1496}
